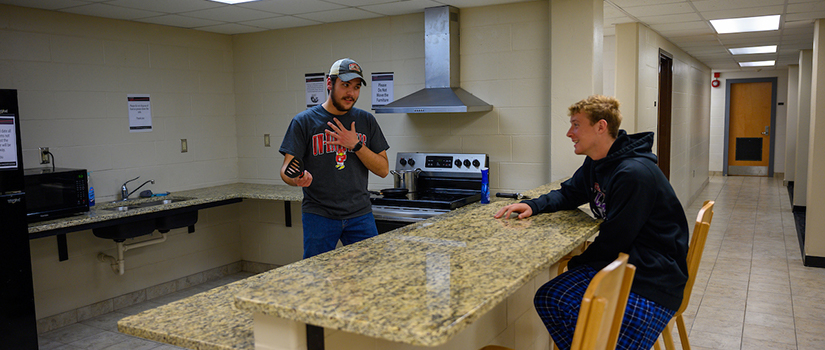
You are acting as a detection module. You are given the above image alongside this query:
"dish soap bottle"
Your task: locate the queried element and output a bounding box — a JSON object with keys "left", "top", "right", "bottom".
{"left": 88, "top": 171, "right": 95, "bottom": 207}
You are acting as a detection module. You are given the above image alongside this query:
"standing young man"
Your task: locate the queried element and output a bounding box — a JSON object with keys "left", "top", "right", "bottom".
{"left": 280, "top": 58, "right": 390, "bottom": 259}
{"left": 494, "top": 95, "right": 689, "bottom": 350}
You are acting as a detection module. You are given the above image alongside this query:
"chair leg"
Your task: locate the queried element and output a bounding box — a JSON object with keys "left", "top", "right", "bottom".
{"left": 675, "top": 315, "right": 690, "bottom": 350}
{"left": 653, "top": 338, "right": 663, "bottom": 350}
{"left": 661, "top": 318, "right": 676, "bottom": 350}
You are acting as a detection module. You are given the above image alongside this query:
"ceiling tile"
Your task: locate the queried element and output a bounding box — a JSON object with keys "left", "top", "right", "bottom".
{"left": 622, "top": 2, "right": 695, "bottom": 17}
{"left": 196, "top": 22, "right": 268, "bottom": 35}
{"left": 240, "top": 16, "right": 323, "bottom": 30}
{"left": 609, "top": 0, "right": 686, "bottom": 7}
{"left": 182, "top": 6, "right": 278, "bottom": 22}
{"left": 294, "top": 7, "right": 383, "bottom": 23}
{"left": 636, "top": 12, "right": 702, "bottom": 24}
{"left": 786, "top": 11, "right": 825, "bottom": 22}
{"left": 691, "top": 0, "right": 786, "bottom": 12}
{"left": 701, "top": 5, "right": 784, "bottom": 21}
{"left": 60, "top": 3, "right": 163, "bottom": 20}
{"left": 136, "top": 14, "right": 223, "bottom": 28}
{"left": 324, "top": 0, "right": 407, "bottom": 6}
{"left": 0, "top": 0, "right": 87, "bottom": 10}
{"left": 362, "top": 0, "right": 443, "bottom": 16}
{"left": 106, "top": 0, "right": 222, "bottom": 14}
{"left": 236, "top": 0, "right": 345, "bottom": 15}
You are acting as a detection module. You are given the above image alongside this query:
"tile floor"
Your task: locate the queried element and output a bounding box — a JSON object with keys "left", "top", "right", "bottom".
{"left": 35, "top": 175, "right": 825, "bottom": 350}
{"left": 673, "top": 175, "right": 825, "bottom": 350}
{"left": 36, "top": 272, "right": 257, "bottom": 350}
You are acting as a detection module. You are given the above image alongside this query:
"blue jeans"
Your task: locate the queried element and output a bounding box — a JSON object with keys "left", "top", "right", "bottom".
{"left": 301, "top": 212, "right": 379, "bottom": 259}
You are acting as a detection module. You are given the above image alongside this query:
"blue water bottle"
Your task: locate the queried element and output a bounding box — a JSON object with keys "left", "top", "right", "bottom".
{"left": 87, "top": 171, "right": 95, "bottom": 206}
{"left": 481, "top": 168, "right": 490, "bottom": 204}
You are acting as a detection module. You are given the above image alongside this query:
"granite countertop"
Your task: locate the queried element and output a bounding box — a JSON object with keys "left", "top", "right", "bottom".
{"left": 28, "top": 183, "right": 303, "bottom": 235}
{"left": 118, "top": 181, "right": 601, "bottom": 350}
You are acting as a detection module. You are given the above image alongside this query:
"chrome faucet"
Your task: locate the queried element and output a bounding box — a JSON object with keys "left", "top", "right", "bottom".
{"left": 121, "top": 176, "right": 154, "bottom": 200}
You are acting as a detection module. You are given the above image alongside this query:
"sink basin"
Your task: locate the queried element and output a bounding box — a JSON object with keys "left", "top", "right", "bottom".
{"left": 93, "top": 218, "right": 156, "bottom": 241}
{"left": 94, "top": 197, "right": 198, "bottom": 240}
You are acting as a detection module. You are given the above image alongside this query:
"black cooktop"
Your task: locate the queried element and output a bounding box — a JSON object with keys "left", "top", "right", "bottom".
{"left": 370, "top": 190, "right": 481, "bottom": 210}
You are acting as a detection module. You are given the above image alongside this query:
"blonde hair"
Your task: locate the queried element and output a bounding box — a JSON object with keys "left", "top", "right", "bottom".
{"left": 568, "top": 95, "right": 622, "bottom": 138}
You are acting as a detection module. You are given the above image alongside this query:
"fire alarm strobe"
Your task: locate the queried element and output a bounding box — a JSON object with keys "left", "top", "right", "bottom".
{"left": 711, "top": 72, "right": 721, "bottom": 88}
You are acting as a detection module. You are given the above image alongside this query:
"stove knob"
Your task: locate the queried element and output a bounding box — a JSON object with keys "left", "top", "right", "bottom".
{"left": 454, "top": 159, "right": 462, "bottom": 168}
{"left": 408, "top": 158, "right": 415, "bottom": 166}
{"left": 472, "top": 159, "right": 481, "bottom": 167}
{"left": 463, "top": 159, "right": 471, "bottom": 167}
{"left": 400, "top": 158, "right": 407, "bottom": 166}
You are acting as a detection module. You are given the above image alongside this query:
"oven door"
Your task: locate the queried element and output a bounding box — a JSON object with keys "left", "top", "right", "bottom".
{"left": 372, "top": 205, "right": 449, "bottom": 234}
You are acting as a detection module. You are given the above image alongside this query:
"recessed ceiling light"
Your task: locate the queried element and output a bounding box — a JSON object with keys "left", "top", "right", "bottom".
{"left": 710, "top": 15, "right": 780, "bottom": 34}
{"left": 208, "top": 0, "right": 260, "bottom": 4}
{"left": 739, "top": 60, "right": 775, "bottom": 67}
{"left": 729, "top": 45, "right": 777, "bottom": 55}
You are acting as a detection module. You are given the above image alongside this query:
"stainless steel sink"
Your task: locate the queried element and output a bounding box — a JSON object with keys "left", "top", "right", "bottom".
{"left": 94, "top": 197, "right": 198, "bottom": 240}
{"left": 101, "top": 197, "right": 194, "bottom": 211}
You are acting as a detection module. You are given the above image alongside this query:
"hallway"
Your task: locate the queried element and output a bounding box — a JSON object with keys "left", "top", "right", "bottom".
{"left": 678, "top": 175, "right": 825, "bottom": 350}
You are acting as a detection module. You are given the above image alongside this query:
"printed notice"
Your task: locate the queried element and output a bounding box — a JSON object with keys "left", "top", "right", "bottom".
{"left": 0, "top": 116, "right": 19, "bottom": 169}
{"left": 305, "top": 73, "right": 326, "bottom": 108}
{"left": 371, "top": 72, "right": 394, "bottom": 108}
{"left": 128, "top": 94, "right": 152, "bottom": 132}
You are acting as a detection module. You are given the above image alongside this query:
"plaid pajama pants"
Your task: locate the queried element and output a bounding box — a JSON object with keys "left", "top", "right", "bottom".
{"left": 534, "top": 265, "right": 676, "bottom": 350}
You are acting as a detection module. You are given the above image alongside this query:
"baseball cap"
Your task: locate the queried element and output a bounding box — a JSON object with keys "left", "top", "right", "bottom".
{"left": 329, "top": 58, "right": 366, "bottom": 86}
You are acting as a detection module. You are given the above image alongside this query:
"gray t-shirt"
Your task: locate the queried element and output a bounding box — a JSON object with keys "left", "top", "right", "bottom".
{"left": 279, "top": 105, "right": 390, "bottom": 219}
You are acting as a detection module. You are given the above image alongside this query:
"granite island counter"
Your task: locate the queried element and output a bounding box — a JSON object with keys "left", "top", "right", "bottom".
{"left": 118, "top": 180, "right": 601, "bottom": 350}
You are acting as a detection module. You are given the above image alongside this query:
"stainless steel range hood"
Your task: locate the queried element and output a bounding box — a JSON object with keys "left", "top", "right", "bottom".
{"left": 373, "top": 6, "right": 493, "bottom": 114}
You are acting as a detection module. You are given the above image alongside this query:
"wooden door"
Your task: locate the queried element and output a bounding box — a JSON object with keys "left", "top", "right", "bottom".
{"left": 728, "top": 82, "right": 772, "bottom": 176}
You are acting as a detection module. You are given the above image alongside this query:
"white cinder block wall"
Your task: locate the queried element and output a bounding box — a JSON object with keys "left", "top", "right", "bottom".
{"left": 633, "top": 25, "right": 711, "bottom": 207}
{"left": 0, "top": 5, "right": 243, "bottom": 320}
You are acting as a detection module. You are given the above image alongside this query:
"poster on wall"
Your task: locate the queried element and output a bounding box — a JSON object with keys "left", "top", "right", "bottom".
{"left": 0, "top": 116, "right": 19, "bottom": 169}
{"left": 305, "top": 73, "right": 326, "bottom": 108}
{"left": 127, "top": 94, "right": 152, "bottom": 132}
{"left": 371, "top": 72, "right": 394, "bottom": 109}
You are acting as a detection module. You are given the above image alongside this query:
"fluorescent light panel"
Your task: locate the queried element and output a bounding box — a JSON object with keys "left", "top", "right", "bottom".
{"left": 738, "top": 60, "right": 775, "bottom": 67}
{"left": 710, "top": 15, "right": 780, "bottom": 34}
{"left": 209, "top": 0, "right": 260, "bottom": 4}
{"left": 729, "top": 45, "right": 777, "bottom": 55}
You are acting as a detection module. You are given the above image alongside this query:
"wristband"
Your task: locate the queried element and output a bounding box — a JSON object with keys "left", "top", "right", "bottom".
{"left": 352, "top": 142, "right": 363, "bottom": 152}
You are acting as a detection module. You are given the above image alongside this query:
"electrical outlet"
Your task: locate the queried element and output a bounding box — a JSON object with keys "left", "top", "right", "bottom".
{"left": 264, "top": 134, "right": 271, "bottom": 147}
{"left": 181, "top": 139, "right": 188, "bottom": 153}
{"left": 39, "top": 147, "right": 50, "bottom": 164}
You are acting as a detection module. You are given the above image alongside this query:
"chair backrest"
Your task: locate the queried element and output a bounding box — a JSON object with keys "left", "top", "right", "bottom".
{"left": 677, "top": 200, "right": 715, "bottom": 314}
{"left": 570, "top": 253, "right": 636, "bottom": 350}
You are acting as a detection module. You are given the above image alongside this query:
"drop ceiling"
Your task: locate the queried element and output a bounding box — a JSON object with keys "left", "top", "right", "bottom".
{"left": 0, "top": 0, "right": 821, "bottom": 71}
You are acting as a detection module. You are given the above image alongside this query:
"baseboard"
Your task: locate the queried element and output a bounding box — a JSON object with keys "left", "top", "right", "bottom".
{"left": 35, "top": 260, "right": 279, "bottom": 334}
{"left": 804, "top": 255, "right": 825, "bottom": 268}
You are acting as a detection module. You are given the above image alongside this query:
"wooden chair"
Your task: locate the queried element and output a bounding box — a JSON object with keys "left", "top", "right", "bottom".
{"left": 481, "top": 252, "right": 636, "bottom": 350}
{"left": 653, "top": 200, "right": 715, "bottom": 350}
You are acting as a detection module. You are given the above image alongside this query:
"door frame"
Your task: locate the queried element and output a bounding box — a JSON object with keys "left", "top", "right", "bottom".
{"left": 657, "top": 49, "right": 673, "bottom": 180}
{"left": 724, "top": 77, "right": 777, "bottom": 176}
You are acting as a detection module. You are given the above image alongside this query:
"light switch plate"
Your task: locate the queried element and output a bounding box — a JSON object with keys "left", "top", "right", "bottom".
{"left": 264, "top": 134, "right": 270, "bottom": 147}
{"left": 181, "top": 139, "right": 188, "bottom": 153}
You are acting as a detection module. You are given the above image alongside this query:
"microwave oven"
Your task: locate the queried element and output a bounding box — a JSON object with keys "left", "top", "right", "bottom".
{"left": 24, "top": 167, "right": 89, "bottom": 222}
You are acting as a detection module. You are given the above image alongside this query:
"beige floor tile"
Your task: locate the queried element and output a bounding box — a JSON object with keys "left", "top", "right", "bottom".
{"left": 741, "top": 337, "right": 798, "bottom": 350}
{"left": 687, "top": 330, "right": 742, "bottom": 349}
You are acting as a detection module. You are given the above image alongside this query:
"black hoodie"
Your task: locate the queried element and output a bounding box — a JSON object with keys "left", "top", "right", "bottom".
{"left": 524, "top": 130, "right": 689, "bottom": 311}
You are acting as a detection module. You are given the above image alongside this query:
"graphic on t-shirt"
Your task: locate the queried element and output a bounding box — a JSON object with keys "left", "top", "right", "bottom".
{"left": 311, "top": 132, "right": 367, "bottom": 170}
{"left": 592, "top": 182, "right": 607, "bottom": 219}
{"left": 335, "top": 151, "right": 347, "bottom": 170}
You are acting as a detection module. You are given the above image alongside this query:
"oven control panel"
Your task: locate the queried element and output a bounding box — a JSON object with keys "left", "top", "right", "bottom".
{"left": 395, "top": 152, "right": 488, "bottom": 174}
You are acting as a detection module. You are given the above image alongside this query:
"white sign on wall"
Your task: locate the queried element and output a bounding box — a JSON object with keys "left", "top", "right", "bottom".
{"left": 371, "top": 72, "right": 394, "bottom": 108}
{"left": 127, "top": 94, "right": 152, "bottom": 132}
{"left": 305, "top": 73, "right": 326, "bottom": 108}
{"left": 0, "top": 116, "right": 19, "bottom": 169}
